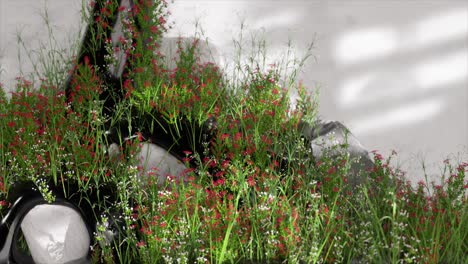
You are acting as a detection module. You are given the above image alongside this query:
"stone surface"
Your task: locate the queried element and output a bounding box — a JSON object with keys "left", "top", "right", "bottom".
{"left": 137, "top": 142, "right": 188, "bottom": 185}
{"left": 20, "top": 204, "right": 90, "bottom": 264}
{"left": 301, "top": 120, "right": 375, "bottom": 189}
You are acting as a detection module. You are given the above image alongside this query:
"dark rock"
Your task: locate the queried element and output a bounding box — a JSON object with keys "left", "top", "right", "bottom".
{"left": 300, "top": 120, "right": 374, "bottom": 189}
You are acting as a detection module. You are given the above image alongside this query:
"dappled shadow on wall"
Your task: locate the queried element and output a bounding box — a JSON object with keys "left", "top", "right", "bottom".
{"left": 334, "top": 8, "right": 467, "bottom": 136}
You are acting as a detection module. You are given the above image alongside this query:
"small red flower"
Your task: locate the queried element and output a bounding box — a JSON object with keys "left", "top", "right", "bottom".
{"left": 136, "top": 132, "right": 143, "bottom": 142}
{"left": 373, "top": 153, "right": 383, "bottom": 161}
{"left": 247, "top": 176, "right": 255, "bottom": 187}
{"left": 213, "top": 178, "right": 225, "bottom": 186}
{"left": 136, "top": 241, "right": 146, "bottom": 248}
{"left": 234, "top": 132, "right": 242, "bottom": 141}
{"left": 150, "top": 25, "right": 158, "bottom": 33}
{"left": 220, "top": 133, "right": 229, "bottom": 141}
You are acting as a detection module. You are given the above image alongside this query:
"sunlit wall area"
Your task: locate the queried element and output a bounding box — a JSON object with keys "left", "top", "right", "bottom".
{"left": 320, "top": 1, "right": 468, "bottom": 183}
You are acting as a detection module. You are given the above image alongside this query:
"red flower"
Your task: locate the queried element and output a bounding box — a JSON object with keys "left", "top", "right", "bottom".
{"left": 247, "top": 176, "right": 255, "bottom": 187}
{"left": 136, "top": 132, "right": 143, "bottom": 142}
{"left": 321, "top": 205, "right": 329, "bottom": 214}
{"left": 136, "top": 241, "right": 146, "bottom": 248}
{"left": 213, "top": 178, "right": 225, "bottom": 186}
{"left": 220, "top": 133, "right": 229, "bottom": 141}
{"left": 150, "top": 25, "right": 158, "bottom": 33}
{"left": 234, "top": 132, "right": 242, "bottom": 141}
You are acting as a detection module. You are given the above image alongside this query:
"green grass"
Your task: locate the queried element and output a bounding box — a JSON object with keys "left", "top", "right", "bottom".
{"left": 0, "top": 1, "right": 467, "bottom": 263}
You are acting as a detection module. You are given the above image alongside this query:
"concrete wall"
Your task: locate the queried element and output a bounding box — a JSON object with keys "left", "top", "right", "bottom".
{"left": 0, "top": 0, "right": 84, "bottom": 85}
{"left": 1, "top": 0, "right": 467, "bottom": 184}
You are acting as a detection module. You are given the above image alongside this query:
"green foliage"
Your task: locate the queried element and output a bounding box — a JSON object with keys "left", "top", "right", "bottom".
{"left": 0, "top": 1, "right": 466, "bottom": 263}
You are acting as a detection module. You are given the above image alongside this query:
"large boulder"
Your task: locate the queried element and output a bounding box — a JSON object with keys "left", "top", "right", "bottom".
{"left": 20, "top": 205, "right": 90, "bottom": 264}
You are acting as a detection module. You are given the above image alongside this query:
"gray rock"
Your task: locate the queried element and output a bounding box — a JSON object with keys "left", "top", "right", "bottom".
{"left": 300, "top": 120, "right": 374, "bottom": 190}
{"left": 20, "top": 205, "right": 90, "bottom": 264}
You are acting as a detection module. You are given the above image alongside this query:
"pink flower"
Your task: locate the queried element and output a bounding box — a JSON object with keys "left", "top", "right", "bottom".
{"left": 213, "top": 178, "right": 225, "bottom": 186}
{"left": 136, "top": 241, "right": 146, "bottom": 248}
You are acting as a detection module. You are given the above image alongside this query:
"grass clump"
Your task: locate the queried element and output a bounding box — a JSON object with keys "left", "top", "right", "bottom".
{"left": 0, "top": 0, "right": 467, "bottom": 263}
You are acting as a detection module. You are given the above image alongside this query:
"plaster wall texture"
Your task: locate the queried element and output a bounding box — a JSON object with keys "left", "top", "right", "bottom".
{"left": 1, "top": 0, "right": 467, "bottom": 184}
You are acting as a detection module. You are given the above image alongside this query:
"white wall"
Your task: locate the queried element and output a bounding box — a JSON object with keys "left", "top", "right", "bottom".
{"left": 0, "top": 0, "right": 84, "bottom": 86}
{"left": 167, "top": 0, "right": 468, "bottom": 184}
{"left": 1, "top": 0, "right": 467, "bottom": 184}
